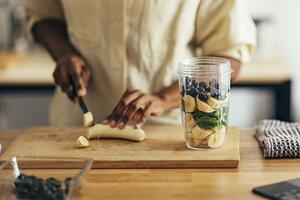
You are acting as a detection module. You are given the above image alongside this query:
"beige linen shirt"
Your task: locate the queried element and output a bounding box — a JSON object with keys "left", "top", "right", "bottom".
{"left": 24, "top": 0, "right": 256, "bottom": 125}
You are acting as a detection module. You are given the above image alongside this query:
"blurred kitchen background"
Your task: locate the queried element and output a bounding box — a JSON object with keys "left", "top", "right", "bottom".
{"left": 0, "top": 0, "right": 299, "bottom": 129}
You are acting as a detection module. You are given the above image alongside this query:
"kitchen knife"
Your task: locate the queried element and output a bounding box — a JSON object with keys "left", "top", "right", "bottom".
{"left": 68, "top": 75, "right": 95, "bottom": 126}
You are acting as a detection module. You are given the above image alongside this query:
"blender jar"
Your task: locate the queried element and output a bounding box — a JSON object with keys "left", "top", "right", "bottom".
{"left": 177, "top": 57, "right": 232, "bottom": 150}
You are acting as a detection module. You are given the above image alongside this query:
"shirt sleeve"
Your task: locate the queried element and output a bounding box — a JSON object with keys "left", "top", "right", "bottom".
{"left": 195, "top": 0, "right": 257, "bottom": 63}
{"left": 24, "top": 0, "right": 64, "bottom": 33}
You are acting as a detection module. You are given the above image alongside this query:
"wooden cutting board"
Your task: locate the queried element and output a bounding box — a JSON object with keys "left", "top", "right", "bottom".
{"left": 0, "top": 125, "right": 239, "bottom": 169}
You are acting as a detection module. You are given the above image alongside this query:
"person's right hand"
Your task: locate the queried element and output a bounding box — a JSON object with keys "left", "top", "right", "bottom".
{"left": 53, "top": 54, "right": 92, "bottom": 100}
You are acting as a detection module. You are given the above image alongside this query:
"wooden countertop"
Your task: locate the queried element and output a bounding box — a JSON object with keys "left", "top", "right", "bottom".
{"left": 1, "top": 128, "right": 300, "bottom": 199}
{"left": 0, "top": 50, "right": 291, "bottom": 86}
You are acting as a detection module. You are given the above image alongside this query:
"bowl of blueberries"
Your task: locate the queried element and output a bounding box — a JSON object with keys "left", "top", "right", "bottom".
{"left": 178, "top": 57, "right": 232, "bottom": 150}
{"left": 0, "top": 157, "right": 93, "bottom": 200}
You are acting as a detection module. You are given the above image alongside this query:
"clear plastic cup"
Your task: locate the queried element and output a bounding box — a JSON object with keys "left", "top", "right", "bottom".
{"left": 177, "top": 57, "right": 232, "bottom": 150}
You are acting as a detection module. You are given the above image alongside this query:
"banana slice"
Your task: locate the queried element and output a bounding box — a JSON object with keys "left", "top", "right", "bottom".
{"left": 207, "top": 127, "right": 226, "bottom": 148}
{"left": 184, "top": 113, "right": 196, "bottom": 132}
{"left": 75, "top": 136, "right": 90, "bottom": 148}
{"left": 83, "top": 111, "right": 94, "bottom": 127}
{"left": 191, "top": 126, "right": 214, "bottom": 141}
{"left": 190, "top": 138, "right": 202, "bottom": 147}
{"left": 183, "top": 95, "right": 196, "bottom": 112}
{"left": 207, "top": 96, "right": 222, "bottom": 110}
{"left": 196, "top": 97, "right": 215, "bottom": 113}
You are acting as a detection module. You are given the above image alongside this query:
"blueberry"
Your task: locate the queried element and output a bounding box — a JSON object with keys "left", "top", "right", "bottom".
{"left": 198, "top": 92, "right": 208, "bottom": 102}
{"left": 64, "top": 177, "right": 73, "bottom": 194}
{"left": 198, "top": 81, "right": 208, "bottom": 89}
{"left": 55, "top": 189, "right": 65, "bottom": 200}
{"left": 209, "top": 79, "right": 219, "bottom": 90}
{"left": 18, "top": 174, "right": 26, "bottom": 180}
{"left": 28, "top": 175, "right": 36, "bottom": 179}
{"left": 198, "top": 86, "right": 206, "bottom": 93}
{"left": 186, "top": 86, "right": 198, "bottom": 98}
{"left": 46, "top": 177, "right": 62, "bottom": 188}
{"left": 191, "top": 79, "right": 198, "bottom": 87}
{"left": 64, "top": 177, "right": 72, "bottom": 186}
{"left": 210, "top": 88, "right": 219, "bottom": 98}
{"left": 14, "top": 178, "right": 23, "bottom": 187}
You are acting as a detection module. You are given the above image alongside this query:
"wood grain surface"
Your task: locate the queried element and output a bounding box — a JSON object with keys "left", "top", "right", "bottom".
{"left": 1, "top": 128, "right": 300, "bottom": 199}
{"left": 0, "top": 125, "right": 239, "bottom": 169}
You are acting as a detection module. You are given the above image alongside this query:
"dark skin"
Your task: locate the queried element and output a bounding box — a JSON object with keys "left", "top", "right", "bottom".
{"left": 32, "top": 19, "right": 241, "bottom": 128}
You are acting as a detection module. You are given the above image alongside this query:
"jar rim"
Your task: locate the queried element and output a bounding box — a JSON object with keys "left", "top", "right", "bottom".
{"left": 178, "top": 56, "right": 233, "bottom": 77}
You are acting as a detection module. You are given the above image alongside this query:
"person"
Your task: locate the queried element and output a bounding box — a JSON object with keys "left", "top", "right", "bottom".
{"left": 24, "top": 0, "right": 256, "bottom": 128}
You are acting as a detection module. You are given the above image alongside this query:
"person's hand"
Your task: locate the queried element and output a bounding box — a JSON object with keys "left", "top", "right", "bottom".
{"left": 102, "top": 89, "right": 168, "bottom": 129}
{"left": 53, "top": 54, "right": 92, "bottom": 100}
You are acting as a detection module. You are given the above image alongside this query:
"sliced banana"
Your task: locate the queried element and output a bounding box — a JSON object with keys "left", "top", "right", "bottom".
{"left": 196, "top": 97, "right": 215, "bottom": 113}
{"left": 183, "top": 95, "right": 196, "bottom": 112}
{"left": 83, "top": 111, "right": 94, "bottom": 127}
{"left": 207, "top": 127, "right": 226, "bottom": 148}
{"left": 190, "top": 138, "right": 202, "bottom": 147}
{"left": 191, "top": 126, "right": 214, "bottom": 141}
{"left": 184, "top": 113, "right": 196, "bottom": 132}
{"left": 75, "top": 136, "right": 90, "bottom": 148}
{"left": 207, "top": 96, "right": 222, "bottom": 110}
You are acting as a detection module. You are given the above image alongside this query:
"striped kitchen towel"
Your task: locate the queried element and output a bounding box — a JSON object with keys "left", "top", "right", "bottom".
{"left": 255, "top": 119, "right": 300, "bottom": 158}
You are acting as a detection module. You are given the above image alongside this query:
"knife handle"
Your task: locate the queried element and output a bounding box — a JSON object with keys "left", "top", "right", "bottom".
{"left": 68, "top": 75, "right": 89, "bottom": 113}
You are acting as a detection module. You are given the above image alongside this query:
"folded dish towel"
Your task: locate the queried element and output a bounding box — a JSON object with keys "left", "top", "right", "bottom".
{"left": 255, "top": 119, "right": 300, "bottom": 158}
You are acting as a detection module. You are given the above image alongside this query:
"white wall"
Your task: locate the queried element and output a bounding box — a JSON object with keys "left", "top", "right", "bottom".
{"left": 229, "top": 0, "right": 300, "bottom": 127}
{"left": 246, "top": 0, "right": 300, "bottom": 121}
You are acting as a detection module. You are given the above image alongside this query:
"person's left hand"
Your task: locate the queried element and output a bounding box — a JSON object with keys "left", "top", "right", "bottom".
{"left": 102, "top": 89, "right": 167, "bottom": 129}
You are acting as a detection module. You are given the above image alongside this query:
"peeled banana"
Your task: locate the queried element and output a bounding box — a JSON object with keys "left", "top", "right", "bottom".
{"left": 207, "top": 126, "right": 226, "bottom": 148}
{"left": 196, "top": 97, "right": 215, "bottom": 113}
{"left": 183, "top": 95, "right": 196, "bottom": 112}
{"left": 86, "top": 124, "right": 145, "bottom": 142}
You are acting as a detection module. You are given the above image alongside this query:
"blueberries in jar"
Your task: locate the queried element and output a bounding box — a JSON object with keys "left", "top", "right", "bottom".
{"left": 197, "top": 92, "right": 208, "bottom": 102}
{"left": 186, "top": 86, "right": 198, "bottom": 98}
